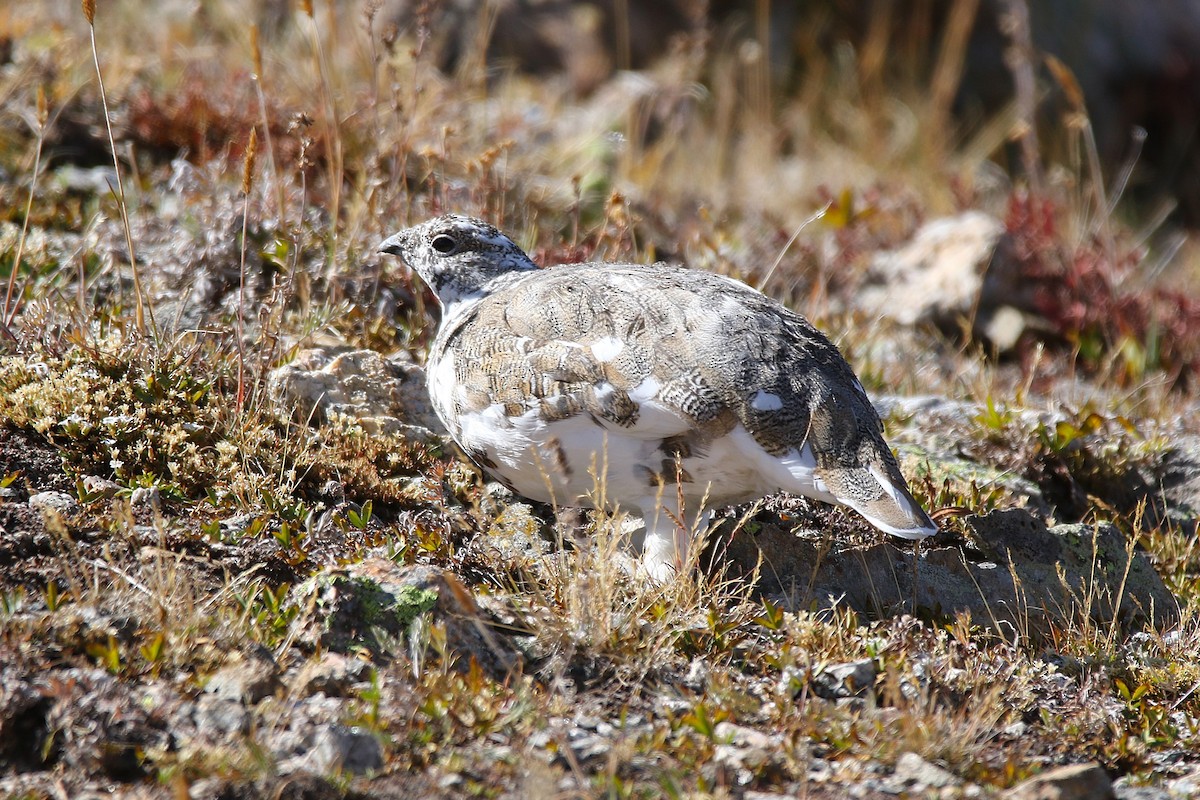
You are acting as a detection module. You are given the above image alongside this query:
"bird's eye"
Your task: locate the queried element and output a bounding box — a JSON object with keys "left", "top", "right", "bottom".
{"left": 431, "top": 234, "right": 457, "bottom": 254}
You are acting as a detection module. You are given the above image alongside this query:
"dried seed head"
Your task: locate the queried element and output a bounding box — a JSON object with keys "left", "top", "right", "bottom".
{"left": 82, "top": 0, "right": 95, "bottom": 24}
{"left": 1045, "top": 54, "right": 1085, "bottom": 113}
{"left": 300, "top": 0, "right": 313, "bottom": 17}
{"left": 36, "top": 86, "right": 48, "bottom": 127}
{"left": 250, "top": 24, "right": 263, "bottom": 79}
{"left": 241, "top": 128, "right": 258, "bottom": 194}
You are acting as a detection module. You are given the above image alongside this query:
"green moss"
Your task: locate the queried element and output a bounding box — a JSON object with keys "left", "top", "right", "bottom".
{"left": 392, "top": 584, "right": 440, "bottom": 628}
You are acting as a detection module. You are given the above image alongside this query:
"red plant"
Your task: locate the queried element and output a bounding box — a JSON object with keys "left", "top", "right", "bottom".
{"left": 1004, "top": 191, "right": 1200, "bottom": 388}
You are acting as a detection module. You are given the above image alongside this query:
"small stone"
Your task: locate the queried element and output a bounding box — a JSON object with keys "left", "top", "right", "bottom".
{"left": 566, "top": 730, "right": 610, "bottom": 764}
{"left": 714, "top": 722, "right": 774, "bottom": 751}
{"left": 438, "top": 773, "right": 465, "bottom": 790}
{"left": 1003, "top": 721, "right": 1029, "bottom": 738}
{"left": 80, "top": 475, "right": 122, "bottom": 499}
{"left": 266, "top": 347, "right": 445, "bottom": 437}
{"left": 28, "top": 491, "right": 76, "bottom": 514}
{"left": 981, "top": 304, "right": 1029, "bottom": 351}
{"left": 288, "top": 561, "right": 520, "bottom": 677}
{"left": 309, "top": 724, "right": 384, "bottom": 775}
{"left": 811, "top": 659, "right": 877, "bottom": 700}
{"left": 293, "top": 653, "right": 373, "bottom": 697}
{"left": 683, "top": 657, "right": 709, "bottom": 691}
{"left": 1112, "top": 783, "right": 1170, "bottom": 800}
{"left": 711, "top": 722, "right": 781, "bottom": 786}
{"left": 204, "top": 652, "right": 281, "bottom": 705}
{"left": 129, "top": 486, "right": 160, "bottom": 508}
{"left": 188, "top": 777, "right": 226, "bottom": 800}
{"left": 194, "top": 694, "right": 248, "bottom": 736}
{"left": 894, "top": 751, "right": 961, "bottom": 789}
{"left": 1008, "top": 762, "right": 1115, "bottom": 800}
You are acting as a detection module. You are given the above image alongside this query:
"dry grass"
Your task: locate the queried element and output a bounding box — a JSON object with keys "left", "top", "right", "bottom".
{"left": 1, "top": 1, "right": 1199, "bottom": 797}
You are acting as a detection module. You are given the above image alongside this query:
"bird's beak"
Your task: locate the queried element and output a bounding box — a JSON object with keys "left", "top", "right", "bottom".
{"left": 378, "top": 231, "right": 405, "bottom": 257}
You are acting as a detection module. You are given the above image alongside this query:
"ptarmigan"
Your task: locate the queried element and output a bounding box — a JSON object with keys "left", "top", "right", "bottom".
{"left": 380, "top": 214, "right": 936, "bottom": 580}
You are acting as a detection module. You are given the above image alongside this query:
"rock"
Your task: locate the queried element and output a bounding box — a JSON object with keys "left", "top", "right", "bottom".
{"left": 712, "top": 722, "right": 780, "bottom": 777}
{"left": 1008, "top": 762, "right": 1115, "bottom": 800}
{"left": 683, "top": 657, "right": 709, "bottom": 691}
{"left": 79, "top": 475, "right": 122, "bottom": 499}
{"left": 194, "top": 692, "right": 249, "bottom": 737}
{"left": 39, "top": 668, "right": 173, "bottom": 782}
{"left": 811, "top": 660, "right": 878, "bottom": 700}
{"left": 723, "top": 508, "right": 1178, "bottom": 632}
{"left": 293, "top": 653, "right": 373, "bottom": 698}
{"left": 28, "top": 490, "right": 76, "bottom": 514}
{"left": 1112, "top": 784, "right": 1170, "bottom": 800}
{"left": 129, "top": 485, "right": 160, "bottom": 508}
{"left": 566, "top": 727, "right": 612, "bottom": 765}
{"left": 306, "top": 724, "right": 384, "bottom": 775}
{"left": 1156, "top": 435, "right": 1200, "bottom": 534}
{"left": 266, "top": 347, "right": 445, "bottom": 438}
{"left": 859, "top": 213, "right": 999, "bottom": 320}
{"left": 289, "top": 560, "right": 521, "bottom": 677}
{"left": 858, "top": 211, "right": 1050, "bottom": 353}
{"left": 714, "top": 722, "right": 774, "bottom": 748}
{"left": 894, "top": 751, "right": 961, "bottom": 789}
{"left": 1161, "top": 764, "right": 1200, "bottom": 799}
{"left": 204, "top": 649, "right": 282, "bottom": 704}
{"left": 969, "top": 512, "right": 1178, "bottom": 629}
{"left": 193, "top": 650, "right": 282, "bottom": 739}
{"left": 0, "top": 676, "right": 51, "bottom": 771}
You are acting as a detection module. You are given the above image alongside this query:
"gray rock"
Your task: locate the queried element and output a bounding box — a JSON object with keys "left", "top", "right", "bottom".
{"left": 860, "top": 212, "right": 1005, "bottom": 326}
{"left": 293, "top": 653, "right": 373, "bottom": 697}
{"left": 725, "top": 508, "right": 1178, "bottom": 632}
{"left": 1156, "top": 435, "right": 1200, "bottom": 534}
{"left": 267, "top": 347, "right": 445, "bottom": 437}
{"left": 204, "top": 651, "right": 282, "bottom": 704}
{"left": 1009, "top": 762, "right": 1115, "bottom": 800}
{"left": 712, "top": 722, "right": 780, "bottom": 780}
{"left": 28, "top": 490, "right": 76, "bottom": 514}
{"left": 307, "top": 724, "right": 384, "bottom": 775}
{"left": 194, "top": 693, "right": 249, "bottom": 736}
{"left": 857, "top": 211, "right": 1071, "bottom": 353}
{"left": 811, "top": 659, "right": 878, "bottom": 700}
{"left": 1113, "top": 784, "right": 1170, "bottom": 800}
{"left": 567, "top": 727, "right": 612, "bottom": 764}
{"left": 79, "top": 475, "right": 122, "bottom": 499}
{"left": 1163, "top": 766, "right": 1200, "bottom": 799}
{"left": 683, "top": 657, "right": 710, "bottom": 691}
{"left": 894, "top": 751, "right": 961, "bottom": 789}
{"left": 129, "top": 485, "right": 160, "bottom": 508}
{"left": 714, "top": 721, "right": 776, "bottom": 751}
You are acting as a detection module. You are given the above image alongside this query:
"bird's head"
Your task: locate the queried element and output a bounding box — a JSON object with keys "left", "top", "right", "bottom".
{"left": 379, "top": 214, "right": 538, "bottom": 308}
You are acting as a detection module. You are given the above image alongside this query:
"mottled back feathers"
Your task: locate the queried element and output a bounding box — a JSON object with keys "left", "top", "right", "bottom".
{"left": 380, "top": 214, "right": 937, "bottom": 558}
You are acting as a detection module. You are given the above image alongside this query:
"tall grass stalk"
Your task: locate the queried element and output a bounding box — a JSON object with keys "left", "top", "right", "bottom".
{"left": 249, "top": 24, "right": 286, "bottom": 220}
{"left": 300, "top": 0, "right": 343, "bottom": 237}
{"left": 3, "top": 86, "right": 49, "bottom": 337}
{"left": 929, "top": 0, "right": 980, "bottom": 147}
{"left": 237, "top": 128, "right": 259, "bottom": 417}
{"left": 82, "top": 0, "right": 152, "bottom": 336}
{"left": 1003, "top": 0, "right": 1042, "bottom": 194}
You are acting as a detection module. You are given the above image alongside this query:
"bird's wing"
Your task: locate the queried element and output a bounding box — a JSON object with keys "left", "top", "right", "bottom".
{"left": 441, "top": 264, "right": 722, "bottom": 440}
